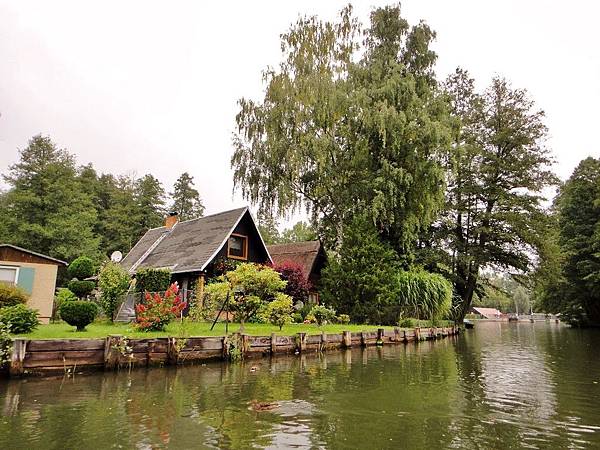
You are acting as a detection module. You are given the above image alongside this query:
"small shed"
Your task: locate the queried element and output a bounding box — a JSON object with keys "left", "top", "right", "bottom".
{"left": 0, "top": 244, "right": 67, "bottom": 324}
{"left": 267, "top": 240, "right": 327, "bottom": 304}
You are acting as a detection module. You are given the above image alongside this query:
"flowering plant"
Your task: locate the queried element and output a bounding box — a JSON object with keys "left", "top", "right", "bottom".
{"left": 134, "top": 283, "right": 186, "bottom": 331}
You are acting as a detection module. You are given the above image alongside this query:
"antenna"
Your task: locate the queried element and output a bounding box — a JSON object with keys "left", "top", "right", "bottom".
{"left": 110, "top": 251, "right": 123, "bottom": 263}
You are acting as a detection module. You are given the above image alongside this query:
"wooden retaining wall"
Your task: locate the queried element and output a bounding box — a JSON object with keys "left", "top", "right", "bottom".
{"left": 6, "top": 326, "right": 459, "bottom": 377}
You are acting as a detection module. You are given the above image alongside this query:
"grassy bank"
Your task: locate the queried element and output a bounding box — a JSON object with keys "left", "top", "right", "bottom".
{"left": 13, "top": 321, "right": 389, "bottom": 340}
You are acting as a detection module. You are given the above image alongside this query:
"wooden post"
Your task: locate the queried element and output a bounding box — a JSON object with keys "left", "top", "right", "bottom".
{"left": 403, "top": 329, "right": 408, "bottom": 342}
{"left": 360, "top": 331, "right": 366, "bottom": 347}
{"left": 9, "top": 339, "right": 27, "bottom": 376}
{"left": 296, "top": 333, "right": 306, "bottom": 353}
{"left": 147, "top": 339, "right": 155, "bottom": 367}
{"left": 321, "top": 331, "right": 327, "bottom": 352}
{"left": 270, "top": 332, "right": 277, "bottom": 354}
{"left": 394, "top": 327, "right": 400, "bottom": 343}
{"left": 342, "top": 331, "right": 352, "bottom": 348}
{"left": 222, "top": 335, "right": 229, "bottom": 360}
{"left": 414, "top": 327, "right": 421, "bottom": 341}
{"left": 167, "top": 337, "right": 179, "bottom": 365}
{"left": 377, "top": 328, "right": 384, "bottom": 346}
{"left": 242, "top": 334, "right": 249, "bottom": 356}
{"left": 104, "top": 335, "right": 121, "bottom": 370}
{"left": 197, "top": 273, "right": 206, "bottom": 309}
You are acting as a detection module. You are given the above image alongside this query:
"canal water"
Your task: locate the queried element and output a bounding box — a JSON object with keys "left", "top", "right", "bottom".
{"left": 1, "top": 322, "right": 599, "bottom": 449}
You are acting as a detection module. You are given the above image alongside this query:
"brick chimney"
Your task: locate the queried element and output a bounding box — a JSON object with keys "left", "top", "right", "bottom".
{"left": 165, "top": 212, "right": 179, "bottom": 229}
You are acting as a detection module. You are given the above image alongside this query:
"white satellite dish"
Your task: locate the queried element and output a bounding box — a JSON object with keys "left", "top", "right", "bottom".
{"left": 110, "top": 251, "right": 123, "bottom": 262}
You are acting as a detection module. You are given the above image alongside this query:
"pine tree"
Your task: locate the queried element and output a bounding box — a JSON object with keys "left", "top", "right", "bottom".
{"left": 134, "top": 174, "right": 165, "bottom": 236}
{"left": 2, "top": 135, "right": 100, "bottom": 261}
{"left": 169, "top": 172, "right": 204, "bottom": 221}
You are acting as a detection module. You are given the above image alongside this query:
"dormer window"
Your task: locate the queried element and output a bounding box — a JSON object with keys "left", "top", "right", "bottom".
{"left": 227, "top": 234, "right": 248, "bottom": 260}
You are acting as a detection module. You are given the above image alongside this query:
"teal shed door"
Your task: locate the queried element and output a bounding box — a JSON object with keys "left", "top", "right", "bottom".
{"left": 17, "top": 267, "right": 35, "bottom": 295}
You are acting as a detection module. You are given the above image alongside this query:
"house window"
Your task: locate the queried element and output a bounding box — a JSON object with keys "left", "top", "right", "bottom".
{"left": 0, "top": 266, "right": 18, "bottom": 286}
{"left": 227, "top": 234, "right": 248, "bottom": 260}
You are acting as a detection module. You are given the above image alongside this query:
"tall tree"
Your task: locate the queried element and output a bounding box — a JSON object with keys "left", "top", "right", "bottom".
{"left": 231, "top": 5, "right": 450, "bottom": 258}
{"left": 555, "top": 157, "right": 600, "bottom": 324}
{"left": 134, "top": 174, "right": 165, "bottom": 236}
{"left": 438, "top": 70, "right": 558, "bottom": 320}
{"left": 256, "top": 210, "right": 280, "bottom": 245}
{"left": 169, "top": 172, "right": 205, "bottom": 221}
{"left": 2, "top": 135, "right": 100, "bottom": 261}
{"left": 280, "top": 221, "right": 318, "bottom": 243}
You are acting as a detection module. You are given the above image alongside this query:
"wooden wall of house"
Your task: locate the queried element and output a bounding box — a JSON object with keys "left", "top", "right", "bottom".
{"left": 0, "top": 247, "right": 61, "bottom": 266}
{"left": 213, "top": 211, "right": 270, "bottom": 265}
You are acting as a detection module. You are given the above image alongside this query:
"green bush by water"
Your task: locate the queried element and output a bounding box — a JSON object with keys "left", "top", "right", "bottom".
{"left": 0, "top": 304, "right": 40, "bottom": 333}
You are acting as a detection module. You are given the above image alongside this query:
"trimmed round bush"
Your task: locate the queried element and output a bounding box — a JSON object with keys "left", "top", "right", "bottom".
{"left": 0, "top": 283, "right": 29, "bottom": 308}
{"left": 68, "top": 256, "right": 95, "bottom": 280}
{"left": 0, "top": 304, "right": 40, "bottom": 334}
{"left": 337, "top": 314, "right": 351, "bottom": 324}
{"left": 67, "top": 279, "right": 96, "bottom": 298}
{"left": 59, "top": 301, "right": 98, "bottom": 331}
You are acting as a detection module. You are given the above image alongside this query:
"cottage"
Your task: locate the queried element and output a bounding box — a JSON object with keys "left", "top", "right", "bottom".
{"left": 120, "top": 207, "right": 271, "bottom": 301}
{"left": 0, "top": 244, "right": 67, "bottom": 324}
{"left": 267, "top": 240, "right": 327, "bottom": 304}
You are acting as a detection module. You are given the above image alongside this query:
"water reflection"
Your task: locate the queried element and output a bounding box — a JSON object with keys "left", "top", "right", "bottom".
{"left": 1, "top": 323, "right": 599, "bottom": 449}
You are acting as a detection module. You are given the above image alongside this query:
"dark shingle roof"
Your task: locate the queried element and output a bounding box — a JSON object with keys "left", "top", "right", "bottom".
{"left": 267, "top": 241, "right": 322, "bottom": 277}
{"left": 121, "top": 207, "right": 249, "bottom": 274}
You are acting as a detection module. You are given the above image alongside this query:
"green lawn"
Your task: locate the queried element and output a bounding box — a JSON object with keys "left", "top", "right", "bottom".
{"left": 13, "top": 321, "right": 401, "bottom": 340}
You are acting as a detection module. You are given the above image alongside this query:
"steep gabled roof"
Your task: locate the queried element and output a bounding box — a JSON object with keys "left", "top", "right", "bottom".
{"left": 472, "top": 307, "right": 503, "bottom": 318}
{"left": 267, "top": 241, "right": 323, "bottom": 277}
{"left": 121, "top": 207, "right": 258, "bottom": 274}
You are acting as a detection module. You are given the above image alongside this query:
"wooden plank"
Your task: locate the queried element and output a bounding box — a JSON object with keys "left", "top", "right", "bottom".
{"left": 248, "top": 336, "right": 271, "bottom": 347}
{"left": 27, "top": 339, "right": 105, "bottom": 352}
{"left": 305, "top": 334, "right": 322, "bottom": 344}
{"left": 178, "top": 349, "right": 222, "bottom": 361}
{"left": 183, "top": 338, "right": 223, "bottom": 351}
{"left": 23, "top": 350, "right": 104, "bottom": 368}
{"left": 275, "top": 335, "right": 294, "bottom": 346}
{"left": 327, "top": 334, "right": 343, "bottom": 343}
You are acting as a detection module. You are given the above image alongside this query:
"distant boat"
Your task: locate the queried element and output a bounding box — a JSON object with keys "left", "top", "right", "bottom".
{"left": 464, "top": 320, "right": 474, "bottom": 329}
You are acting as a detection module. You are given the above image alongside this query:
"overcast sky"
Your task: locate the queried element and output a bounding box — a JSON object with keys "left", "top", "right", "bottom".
{"left": 1, "top": 0, "right": 598, "bottom": 221}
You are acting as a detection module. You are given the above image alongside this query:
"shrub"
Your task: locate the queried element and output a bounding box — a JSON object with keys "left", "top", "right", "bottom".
{"left": 0, "top": 283, "right": 29, "bottom": 308}
{"left": 59, "top": 301, "right": 99, "bottom": 331}
{"left": 310, "top": 304, "right": 336, "bottom": 326}
{"left": 68, "top": 256, "right": 95, "bottom": 280}
{"left": 98, "top": 262, "right": 131, "bottom": 321}
{"left": 292, "top": 312, "right": 303, "bottom": 323}
{"left": 271, "top": 261, "right": 311, "bottom": 304}
{"left": 0, "top": 304, "right": 40, "bottom": 334}
{"left": 67, "top": 279, "right": 96, "bottom": 298}
{"left": 262, "top": 293, "right": 294, "bottom": 330}
{"left": 135, "top": 268, "right": 172, "bottom": 293}
{"left": 134, "top": 283, "right": 186, "bottom": 331}
{"left": 337, "top": 314, "right": 351, "bottom": 324}
{"left": 189, "top": 281, "right": 227, "bottom": 322}
{"left": 398, "top": 317, "right": 416, "bottom": 328}
{"left": 206, "top": 263, "right": 287, "bottom": 331}
{"left": 0, "top": 323, "right": 11, "bottom": 367}
{"left": 53, "top": 288, "right": 78, "bottom": 320}
{"left": 395, "top": 271, "right": 453, "bottom": 321}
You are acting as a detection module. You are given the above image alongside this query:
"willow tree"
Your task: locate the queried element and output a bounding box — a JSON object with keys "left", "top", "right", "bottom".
{"left": 439, "top": 70, "right": 558, "bottom": 320}
{"left": 231, "top": 5, "right": 450, "bottom": 256}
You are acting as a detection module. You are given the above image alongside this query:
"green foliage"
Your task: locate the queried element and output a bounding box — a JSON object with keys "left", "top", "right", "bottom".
{"left": 207, "top": 263, "right": 287, "bottom": 331}
{"left": 68, "top": 256, "right": 95, "bottom": 279}
{"left": 135, "top": 268, "right": 172, "bottom": 293}
{"left": 424, "top": 69, "right": 558, "bottom": 321}
{"left": 309, "top": 304, "right": 337, "bottom": 326}
{"left": 0, "top": 283, "right": 29, "bottom": 308}
{"left": 134, "top": 284, "right": 186, "bottom": 331}
{"left": 536, "top": 157, "right": 600, "bottom": 325}
{"left": 337, "top": 314, "right": 350, "bottom": 325}
{"left": 98, "top": 262, "right": 131, "bottom": 321}
{"left": 262, "top": 293, "right": 294, "bottom": 330}
{"left": 54, "top": 288, "right": 78, "bottom": 319}
{"left": 398, "top": 318, "right": 416, "bottom": 328}
{"left": 0, "top": 304, "right": 40, "bottom": 334}
{"left": 59, "top": 301, "right": 99, "bottom": 331}
{"left": 135, "top": 174, "right": 166, "bottom": 235}
{"left": 321, "top": 215, "right": 400, "bottom": 324}
{"left": 67, "top": 279, "right": 96, "bottom": 299}
{"left": 0, "top": 323, "right": 11, "bottom": 367}
{"left": 170, "top": 172, "right": 205, "bottom": 221}
{"left": 280, "top": 222, "right": 318, "bottom": 244}
{"left": 1, "top": 135, "right": 100, "bottom": 261}
{"left": 231, "top": 5, "right": 450, "bottom": 252}
{"left": 395, "top": 271, "right": 453, "bottom": 321}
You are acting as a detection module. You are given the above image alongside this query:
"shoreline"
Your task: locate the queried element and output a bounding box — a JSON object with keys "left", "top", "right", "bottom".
{"left": 4, "top": 326, "right": 460, "bottom": 378}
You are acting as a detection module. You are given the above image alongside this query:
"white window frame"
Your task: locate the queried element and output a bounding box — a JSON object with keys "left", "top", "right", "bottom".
{"left": 0, "top": 265, "right": 20, "bottom": 285}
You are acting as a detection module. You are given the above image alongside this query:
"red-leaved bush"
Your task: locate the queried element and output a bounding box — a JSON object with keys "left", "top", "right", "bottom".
{"left": 134, "top": 283, "right": 186, "bottom": 331}
{"left": 271, "top": 261, "right": 311, "bottom": 304}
